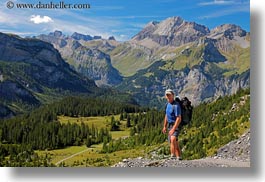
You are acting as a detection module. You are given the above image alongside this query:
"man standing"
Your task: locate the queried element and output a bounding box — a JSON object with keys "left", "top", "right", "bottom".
{"left": 162, "top": 89, "right": 182, "bottom": 160}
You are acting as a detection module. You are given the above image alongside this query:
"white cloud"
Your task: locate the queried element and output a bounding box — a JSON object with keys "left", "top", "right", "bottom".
{"left": 0, "top": 3, "right": 134, "bottom": 41}
{"left": 30, "top": 15, "right": 53, "bottom": 24}
{"left": 198, "top": 0, "right": 236, "bottom": 6}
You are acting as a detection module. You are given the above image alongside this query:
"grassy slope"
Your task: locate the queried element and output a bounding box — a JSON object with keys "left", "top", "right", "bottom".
{"left": 110, "top": 43, "right": 205, "bottom": 76}
{"left": 159, "top": 43, "right": 250, "bottom": 76}
{"left": 36, "top": 90, "right": 250, "bottom": 167}
{"left": 218, "top": 46, "right": 250, "bottom": 77}
{"left": 110, "top": 44, "right": 154, "bottom": 77}
{"left": 37, "top": 114, "right": 134, "bottom": 166}
{"left": 37, "top": 143, "right": 162, "bottom": 167}
{"left": 159, "top": 44, "right": 204, "bottom": 71}
{"left": 57, "top": 115, "right": 130, "bottom": 140}
{"left": 110, "top": 39, "right": 249, "bottom": 78}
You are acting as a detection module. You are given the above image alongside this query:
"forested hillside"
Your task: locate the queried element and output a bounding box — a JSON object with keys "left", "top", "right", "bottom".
{"left": 0, "top": 88, "right": 249, "bottom": 166}
{"left": 100, "top": 88, "right": 250, "bottom": 160}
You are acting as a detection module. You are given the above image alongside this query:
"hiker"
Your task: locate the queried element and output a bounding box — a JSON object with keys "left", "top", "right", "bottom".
{"left": 162, "top": 89, "right": 182, "bottom": 160}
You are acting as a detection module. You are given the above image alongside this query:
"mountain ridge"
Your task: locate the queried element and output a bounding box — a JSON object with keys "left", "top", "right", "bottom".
{"left": 33, "top": 16, "right": 250, "bottom": 107}
{"left": 131, "top": 16, "right": 210, "bottom": 47}
{"left": 0, "top": 32, "right": 99, "bottom": 118}
{"left": 36, "top": 31, "right": 122, "bottom": 87}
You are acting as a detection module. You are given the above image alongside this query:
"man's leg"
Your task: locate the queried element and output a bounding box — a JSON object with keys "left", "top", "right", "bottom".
{"left": 175, "top": 139, "right": 181, "bottom": 157}
{"left": 170, "top": 136, "right": 176, "bottom": 157}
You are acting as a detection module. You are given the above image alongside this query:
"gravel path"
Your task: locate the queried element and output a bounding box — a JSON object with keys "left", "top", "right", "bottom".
{"left": 54, "top": 130, "right": 250, "bottom": 167}
{"left": 112, "top": 157, "right": 250, "bottom": 167}
{"left": 113, "top": 130, "right": 251, "bottom": 168}
{"left": 55, "top": 148, "right": 90, "bottom": 166}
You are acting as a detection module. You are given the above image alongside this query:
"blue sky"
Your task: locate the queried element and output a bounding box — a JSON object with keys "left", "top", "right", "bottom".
{"left": 0, "top": 0, "right": 250, "bottom": 41}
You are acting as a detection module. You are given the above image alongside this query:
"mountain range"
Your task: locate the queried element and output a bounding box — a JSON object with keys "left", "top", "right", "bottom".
{"left": 0, "top": 16, "right": 250, "bottom": 117}
{"left": 0, "top": 32, "right": 99, "bottom": 118}
{"left": 35, "top": 16, "right": 250, "bottom": 108}
{"left": 35, "top": 31, "right": 122, "bottom": 87}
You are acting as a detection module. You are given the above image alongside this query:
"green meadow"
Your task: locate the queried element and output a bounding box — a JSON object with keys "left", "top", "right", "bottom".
{"left": 36, "top": 114, "right": 153, "bottom": 167}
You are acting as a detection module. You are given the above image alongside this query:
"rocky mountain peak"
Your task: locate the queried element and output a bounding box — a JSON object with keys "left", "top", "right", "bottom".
{"left": 49, "top": 30, "right": 63, "bottom": 38}
{"left": 144, "top": 21, "right": 159, "bottom": 29}
{"left": 71, "top": 32, "right": 93, "bottom": 41}
{"left": 132, "top": 16, "right": 210, "bottom": 47}
{"left": 209, "top": 24, "right": 246, "bottom": 39}
{"left": 108, "top": 36, "right": 116, "bottom": 41}
{"left": 36, "top": 31, "right": 122, "bottom": 87}
{"left": 93, "top": 35, "right": 102, "bottom": 40}
{"left": 71, "top": 40, "right": 82, "bottom": 50}
{"left": 153, "top": 16, "right": 184, "bottom": 35}
{"left": 153, "top": 16, "right": 210, "bottom": 37}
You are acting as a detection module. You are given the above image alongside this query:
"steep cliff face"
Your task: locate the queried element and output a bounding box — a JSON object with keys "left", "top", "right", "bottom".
{"left": 36, "top": 32, "right": 122, "bottom": 87}
{"left": 33, "top": 16, "right": 249, "bottom": 108}
{"left": 0, "top": 32, "right": 98, "bottom": 117}
{"left": 116, "top": 60, "right": 249, "bottom": 108}
{"left": 0, "top": 33, "right": 96, "bottom": 91}
{"left": 195, "top": 38, "right": 227, "bottom": 63}
{"left": 71, "top": 43, "right": 122, "bottom": 87}
{"left": 208, "top": 24, "right": 250, "bottom": 53}
{"left": 114, "top": 18, "right": 250, "bottom": 107}
{"left": 113, "top": 17, "right": 249, "bottom": 77}
{"left": 0, "top": 33, "right": 66, "bottom": 67}
{"left": 181, "top": 67, "right": 250, "bottom": 105}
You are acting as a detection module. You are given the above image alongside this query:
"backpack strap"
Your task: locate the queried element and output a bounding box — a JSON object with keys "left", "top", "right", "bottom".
{"left": 172, "top": 104, "right": 176, "bottom": 115}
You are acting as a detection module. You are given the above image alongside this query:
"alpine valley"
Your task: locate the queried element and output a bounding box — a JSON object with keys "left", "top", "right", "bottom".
{"left": 0, "top": 16, "right": 250, "bottom": 117}
{"left": 0, "top": 16, "right": 250, "bottom": 167}
{"left": 0, "top": 32, "right": 133, "bottom": 118}
{"left": 35, "top": 16, "right": 250, "bottom": 109}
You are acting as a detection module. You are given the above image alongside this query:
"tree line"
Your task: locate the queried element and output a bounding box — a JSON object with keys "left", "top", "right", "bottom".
{"left": 0, "top": 143, "right": 54, "bottom": 167}
{"left": 101, "top": 88, "right": 250, "bottom": 160}
{"left": 0, "top": 88, "right": 250, "bottom": 166}
{"left": 0, "top": 96, "right": 142, "bottom": 166}
{"left": 0, "top": 96, "right": 138, "bottom": 150}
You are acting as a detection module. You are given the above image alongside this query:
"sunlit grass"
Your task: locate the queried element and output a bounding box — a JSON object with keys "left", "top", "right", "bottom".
{"left": 37, "top": 115, "right": 133, "bottom": 166}
{"left": 57, "top": 115, "right": 120, "bottom": 128}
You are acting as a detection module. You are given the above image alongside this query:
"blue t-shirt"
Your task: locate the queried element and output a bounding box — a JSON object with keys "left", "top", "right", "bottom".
{"left": 165, "top": 101, "right": 181, "bottom": 123}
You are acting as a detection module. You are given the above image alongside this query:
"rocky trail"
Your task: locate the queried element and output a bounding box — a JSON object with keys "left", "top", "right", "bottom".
{"left": 113, "top": 130, "right": 250, "bottom": 167}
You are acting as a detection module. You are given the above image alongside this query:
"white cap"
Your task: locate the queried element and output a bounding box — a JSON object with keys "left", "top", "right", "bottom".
{"left": 165, "top": 89, "right": 174, "bottom": 95}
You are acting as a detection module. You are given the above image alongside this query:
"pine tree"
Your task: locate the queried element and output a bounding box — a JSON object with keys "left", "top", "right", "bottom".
{"left": 120, "top": 113, "right": 124, "bottom": 121}
{"left": 126, "top": 115, "right": 131, "bottom": 128}
{"left": 86, "top": 136, "right": 92, "bottom": 147}
{"left": 110, "top": 116, "right": 119, "bottom": 131}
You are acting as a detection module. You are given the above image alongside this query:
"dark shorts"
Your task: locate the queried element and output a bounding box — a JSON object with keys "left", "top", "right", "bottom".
{"left": 167, "top": 123, "right": 181, "bottom": 143}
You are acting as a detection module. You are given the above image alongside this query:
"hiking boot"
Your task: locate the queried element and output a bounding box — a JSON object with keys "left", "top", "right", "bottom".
{"left": 176, "top": 156, "right": 182, "bottom": 161}
{"left": 170, "top": 154, "right": 176, "bottom": 160}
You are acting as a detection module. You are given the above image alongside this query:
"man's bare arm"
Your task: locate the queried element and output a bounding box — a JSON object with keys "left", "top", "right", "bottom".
{"left": 162, "top": 115, "right": 168, "bottom": 133}
{"left": 172, "top": 116, "right": 181, "bottom": 130}
{"left": 164, "top": 115, "right": 168, "bottom": 128}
